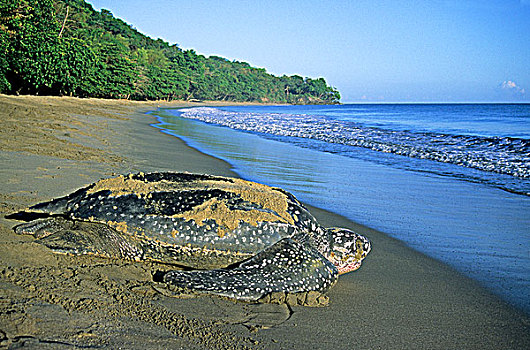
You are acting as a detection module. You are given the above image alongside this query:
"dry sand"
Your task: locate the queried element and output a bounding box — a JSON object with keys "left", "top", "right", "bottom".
{"left": 0, "top": 94, "right": 529, "bottom": 349}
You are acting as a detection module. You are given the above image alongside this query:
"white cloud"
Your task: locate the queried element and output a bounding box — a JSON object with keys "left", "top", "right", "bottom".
{"left": 500, "top": 80, "right": 526, "bottom": 95}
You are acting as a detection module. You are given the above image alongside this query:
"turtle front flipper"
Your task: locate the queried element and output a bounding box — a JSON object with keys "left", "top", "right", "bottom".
{"left": 163, "top": 238, "right": 339, "bottom": 301}
{"left": 15, "top": 218, "right": 144, "bottom": 261}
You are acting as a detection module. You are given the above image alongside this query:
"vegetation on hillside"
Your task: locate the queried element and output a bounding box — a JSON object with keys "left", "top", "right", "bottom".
{"left": 0, "top": 0, "right": 341, "bottom": 104}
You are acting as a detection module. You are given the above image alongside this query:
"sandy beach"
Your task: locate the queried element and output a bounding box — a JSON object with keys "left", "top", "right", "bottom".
{"left": 0, "top": 95, "right": 529, "bottom": 349}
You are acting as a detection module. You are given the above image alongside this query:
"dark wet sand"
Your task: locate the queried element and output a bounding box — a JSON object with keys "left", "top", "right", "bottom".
{"left": 0, "top": 95, "right": 529, "bottom": 349}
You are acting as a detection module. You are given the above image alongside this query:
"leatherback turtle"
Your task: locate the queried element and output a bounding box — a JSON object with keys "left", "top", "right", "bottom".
{"left": 8, "top": 172, "right": 371, "bottom": 301}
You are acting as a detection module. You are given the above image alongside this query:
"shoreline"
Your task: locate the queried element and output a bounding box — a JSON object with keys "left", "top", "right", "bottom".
{"left": 1, "top": 95, "right": 529, "bottom": 349}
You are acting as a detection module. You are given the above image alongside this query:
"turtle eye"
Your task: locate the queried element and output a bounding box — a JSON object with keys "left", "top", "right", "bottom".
{"left": 356, "top": 240, "right": 364, "bottom": 250}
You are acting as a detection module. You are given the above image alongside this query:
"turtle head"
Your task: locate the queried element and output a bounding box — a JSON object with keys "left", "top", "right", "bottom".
{"left": 325, "top": 228, "right": 371, "bottom": 274}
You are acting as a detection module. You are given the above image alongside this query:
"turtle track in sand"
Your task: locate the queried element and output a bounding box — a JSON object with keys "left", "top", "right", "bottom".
{"left": 0, "top": 256, "right": 263, "bottom": 349}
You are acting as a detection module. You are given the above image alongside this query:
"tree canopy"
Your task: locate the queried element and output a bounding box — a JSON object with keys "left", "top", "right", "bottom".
{"left": 0, "top": 0, "right": 341, "bottom": 104}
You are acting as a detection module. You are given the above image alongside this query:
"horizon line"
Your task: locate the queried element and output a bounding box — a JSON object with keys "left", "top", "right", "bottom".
{"left": 340, "top": 101, "right": 530, "bottom": 105}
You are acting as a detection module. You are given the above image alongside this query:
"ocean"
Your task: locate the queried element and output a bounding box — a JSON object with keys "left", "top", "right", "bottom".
{"left": 151, "top": 103, "right": 530, "bottom": 314}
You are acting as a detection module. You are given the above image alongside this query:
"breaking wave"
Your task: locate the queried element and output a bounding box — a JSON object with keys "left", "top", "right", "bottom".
{"left": 178, "top": 107, "right": 530, "bottom": 195}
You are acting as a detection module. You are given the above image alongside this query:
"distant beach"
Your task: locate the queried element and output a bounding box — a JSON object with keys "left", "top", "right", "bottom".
{"left": 1, "top": 95, "right": 529, "bottom": 349}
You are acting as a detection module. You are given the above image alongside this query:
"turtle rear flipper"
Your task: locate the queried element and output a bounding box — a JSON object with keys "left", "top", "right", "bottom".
{"left": 14, "top": 217, "right": 74, "bottom": 238}
{"left": 17, "top": 218, "right": 144, "bottom": 261}
{"left": 163, "top": 238, "right": 339, "bottom": 301}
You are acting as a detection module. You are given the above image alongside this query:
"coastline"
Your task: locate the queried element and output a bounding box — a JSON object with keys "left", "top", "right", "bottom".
{"left": 0, "top": 95, "right": 528, "bottom": 349}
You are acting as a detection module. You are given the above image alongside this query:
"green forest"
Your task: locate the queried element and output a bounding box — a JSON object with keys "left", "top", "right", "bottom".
{"left": 0, "top": 0, "right": 341, "bottom": 104}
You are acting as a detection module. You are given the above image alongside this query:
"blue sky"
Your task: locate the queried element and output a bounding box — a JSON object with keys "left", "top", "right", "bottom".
{"left": 87, "top": 0, "right": 530, "bottom": 102}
